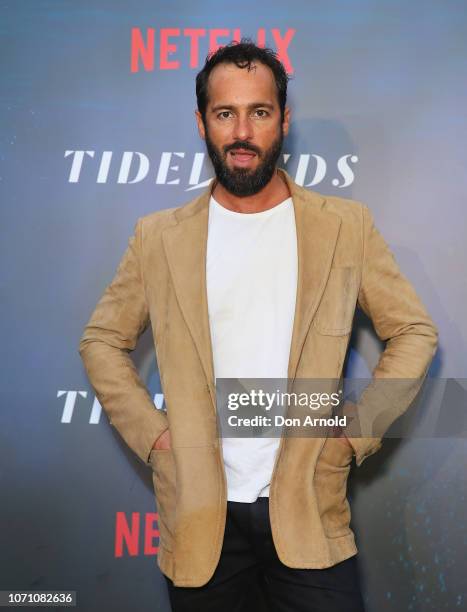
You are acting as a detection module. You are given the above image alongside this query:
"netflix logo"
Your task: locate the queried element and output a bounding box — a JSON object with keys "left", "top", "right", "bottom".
{"left": 115, "top": 511, "right": 161, "bottom": 557}
{"left": 130, "top": 28, "right": 296, "bottom": 73}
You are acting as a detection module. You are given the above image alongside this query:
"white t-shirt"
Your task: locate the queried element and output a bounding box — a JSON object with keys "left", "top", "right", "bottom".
{"left": 206, "top": 192, "right": 298, "bottom": 502}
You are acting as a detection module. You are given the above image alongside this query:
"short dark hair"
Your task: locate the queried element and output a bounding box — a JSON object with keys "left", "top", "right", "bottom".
{"left": 196, "top": 38, "right": 291, "bottom": 123}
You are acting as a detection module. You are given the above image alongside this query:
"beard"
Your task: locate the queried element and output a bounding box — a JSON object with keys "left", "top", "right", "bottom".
{"left": 204, "top": 124, "right": 284, "bottom": 197}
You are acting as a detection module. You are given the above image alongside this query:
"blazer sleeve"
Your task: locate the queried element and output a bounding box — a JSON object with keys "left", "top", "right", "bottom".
{"left": 343, "top": 204, "right": 439, "bottom": 466}
{"left": 78, "top": 218, "right": 169, "bottom": 466}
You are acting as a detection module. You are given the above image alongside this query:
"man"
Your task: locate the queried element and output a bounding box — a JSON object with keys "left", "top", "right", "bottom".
{"left": 79, "top": 40, "right": 438, "bottom": 611}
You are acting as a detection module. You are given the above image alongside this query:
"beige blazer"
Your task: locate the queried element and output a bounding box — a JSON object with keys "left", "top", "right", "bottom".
{"left": 79, "top": 168, "right": 438, "bottom": 587}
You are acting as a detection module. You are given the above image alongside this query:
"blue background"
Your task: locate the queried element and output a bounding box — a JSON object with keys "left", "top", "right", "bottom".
{"left": 1, "top": 1, "right": 466, "bottom": 610}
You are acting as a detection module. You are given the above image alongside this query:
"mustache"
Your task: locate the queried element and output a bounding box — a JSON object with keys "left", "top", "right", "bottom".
{"left": 224, "top": 142, "right": 261, "bottom": 156}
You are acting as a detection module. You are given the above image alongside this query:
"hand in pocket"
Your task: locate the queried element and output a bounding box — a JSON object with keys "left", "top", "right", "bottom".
{"left": 153, "top": 427, "right": 171, "bottom": 451}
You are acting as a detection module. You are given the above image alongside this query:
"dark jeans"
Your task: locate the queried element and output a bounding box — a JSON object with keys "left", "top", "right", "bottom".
{"left": 164, "top": 496, "right": 366, "bottom": 612}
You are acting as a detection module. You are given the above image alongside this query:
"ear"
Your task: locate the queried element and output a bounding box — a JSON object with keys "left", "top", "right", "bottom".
{"left": 282, "top": 106, "right": 291, "bottom": 137}
{"left": 195, "top": 110, "right": 206, "bottom": 140}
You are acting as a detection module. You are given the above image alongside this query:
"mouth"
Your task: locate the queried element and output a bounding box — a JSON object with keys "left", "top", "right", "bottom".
{"left": 228, "top": 149, "right": 257, "bottom": 167}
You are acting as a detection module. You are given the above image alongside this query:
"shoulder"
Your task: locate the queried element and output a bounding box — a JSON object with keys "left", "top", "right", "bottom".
{"left": 289, "top": 177, "right": 367, "bottom": 227}
{"left": 297, "top": 187, "right": 370, "bottom": 259}
{"left": 318, "top": 191, "right": 366, "bottom": 226}
{"left": 138, "top": 205, "right": 179, "bottom": 232}
{"left": 136, "top": 190, "right": 205, "bottom": 236}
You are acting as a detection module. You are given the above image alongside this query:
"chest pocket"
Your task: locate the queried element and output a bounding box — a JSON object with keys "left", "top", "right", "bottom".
{"left": 312, "top": 266, "right": 360, "bottom": 336}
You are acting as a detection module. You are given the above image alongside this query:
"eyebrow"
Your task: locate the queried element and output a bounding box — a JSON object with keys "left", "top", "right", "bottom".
{"left": 210, "top": 102, "right": 275, "bottom": 113}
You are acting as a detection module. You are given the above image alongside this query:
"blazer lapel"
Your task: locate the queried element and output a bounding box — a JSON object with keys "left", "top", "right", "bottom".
{"left": 161, "top": 180, "right": 217, "bottom": 406}
{"left": 161, "top": 168, "right": 342, "bottom": 412}
{"left": 279, "top": 169, "right": 342, "bottom": 381}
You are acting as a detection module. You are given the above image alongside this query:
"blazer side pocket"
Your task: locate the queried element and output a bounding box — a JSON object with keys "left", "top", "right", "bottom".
{"left": 150, "top": 448, "right": 177, "bottom": 553}
{"left": 314, "top": 437, "right": 353, "bottom": 538}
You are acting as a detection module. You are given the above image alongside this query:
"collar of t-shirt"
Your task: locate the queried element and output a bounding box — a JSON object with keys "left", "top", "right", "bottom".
{"left": 209, "top": 194, "right": 293, "bottom": 218}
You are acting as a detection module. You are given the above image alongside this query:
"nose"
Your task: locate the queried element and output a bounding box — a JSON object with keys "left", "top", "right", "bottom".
{"left": 232, "top": 112, "right": 254, "bottom": 142}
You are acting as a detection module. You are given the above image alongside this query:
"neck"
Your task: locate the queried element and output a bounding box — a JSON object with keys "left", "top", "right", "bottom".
{"left": 212, "top": 169, "right": 291, "bottom": 214}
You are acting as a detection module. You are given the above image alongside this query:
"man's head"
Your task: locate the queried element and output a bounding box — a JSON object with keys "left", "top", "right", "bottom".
{"left": 195, "top": 39, "right": 291, "bottom": 197}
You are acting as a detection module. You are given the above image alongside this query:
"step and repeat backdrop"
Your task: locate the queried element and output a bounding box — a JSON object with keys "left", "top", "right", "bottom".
{"left": 1, "top": 1, "right": 466, "bottom": 611}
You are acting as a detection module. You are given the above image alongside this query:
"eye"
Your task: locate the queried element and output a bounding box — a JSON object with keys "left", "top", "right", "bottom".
{"left": 217, "top": 111, "right": 233, "bottom": 120}
{"left": 254, "top": 109, "right": 269, "bottom": 118}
